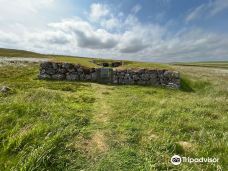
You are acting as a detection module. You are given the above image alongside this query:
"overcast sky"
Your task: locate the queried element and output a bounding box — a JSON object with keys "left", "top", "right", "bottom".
{"left": 0, "top": 0, "right": 228, "bottom": 62}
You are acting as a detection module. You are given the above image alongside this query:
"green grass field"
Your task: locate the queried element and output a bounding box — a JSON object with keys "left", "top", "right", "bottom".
{"left": 173, "top": 61, "right": 228, "bottom": 69}
{"left": 0, "top": 49, "right": 228, "bottom": 170}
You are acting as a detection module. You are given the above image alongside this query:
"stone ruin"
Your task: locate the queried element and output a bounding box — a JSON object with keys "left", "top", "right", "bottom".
{"left": 39, "top": 62, "right": 181, "bottom": 89}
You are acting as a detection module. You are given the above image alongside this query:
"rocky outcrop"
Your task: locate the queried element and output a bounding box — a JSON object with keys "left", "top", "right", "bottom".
{"left": 39, "top": 62, "right": 180, "bottom": 89}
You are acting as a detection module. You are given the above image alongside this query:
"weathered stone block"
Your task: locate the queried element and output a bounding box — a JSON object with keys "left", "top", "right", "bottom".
{"left": 40, "top": 69, "right": 46, "bottom": 75}
{"left": 58, "top": 68, "right": 67, "bottom": 74}
{"left": 91, "top": 72, "right": 97, "bottom": 81}
{"left": 39, "top": 73, "right": 51, "bottom": 79}
{"left": 52, "top": 63, "right": 58, "bottom": 70}
{"left": 46, "top": 68, "right": 56, "bottom": 75}
{"left": 85, "top": 74, "right": 92, "bottom": 80}
{"left": 52, "top": 74, "right": 65, "bottom": 80}
{"left": 66, "top": 73, "right": 79, "bottom": 81}
{"left": 41, "top": 62, "right": 53, "bottom": 69}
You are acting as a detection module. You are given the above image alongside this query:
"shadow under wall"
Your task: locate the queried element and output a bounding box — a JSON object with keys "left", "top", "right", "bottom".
{"left": 180, "top": 77, "right": 194, "bottom": 92}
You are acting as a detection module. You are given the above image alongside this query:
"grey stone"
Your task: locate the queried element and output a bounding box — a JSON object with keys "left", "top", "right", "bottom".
{"left": 62, "top": 63, "right": 73, "bottom": 69}
{"left": 79, "top": 74, "right": 85, "bottom": 80}
{"left": 113, "top": 76, "right": 118, "bottom": 84}
{"left": 45, "top": 68, "right": 56, "bottom": 75}
{"left": 52, "top": 74, "right": 65, "bottom": 80}
{"left": 66, "top": 73, "right": 79, "bottom": 81}
{"left": 0, "top": 86, "right": 11, "bottom": 93}
{"left": 40, "top": 69, "right": 46, "bottom": 75}
{"left": 149, "top": 79, "right": 160, "bottom": 86}
{"left": 77, "top": 67, "right": 83, "bottom": 73}
{"left": 138, "top": 80, "right": 146, "bottom": 85}
{"left": 132, "top": 74, "right": 139, "bottom": 81}
{"left": 91, "top": 72, "right": 97, "bottom": 81}
{"left": 164, "top": 71, "right": 173, "bottom": 77}
{"left": 39, "top": 74, "right": 51, "bottom": 79}
{"left": 52, "top": 63, "right": 58, "bottom": 70}
{"left": 85, "top": 74, "right": 92, "bottom": 80}
{"left": 41, "top": 62, "right": 52, "bottom": 69}
{"left": 58, "top": 68, "right": 67, "bottom": 74}
{"left": 149, "top": 73, "right": 158, "bottom": 79}
{"left": 166, "top": 83, "right": 180, "bottom": 89}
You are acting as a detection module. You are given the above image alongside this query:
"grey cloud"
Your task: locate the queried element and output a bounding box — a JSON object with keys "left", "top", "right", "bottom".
{"left": 73, "top": 30, "right": 117, "bottom": 49}
{"left": 0, "top": 31, "right": 19, "bottom": 44}
{"left": 119, "top": 39, "right": 148, "bottom": 53}
{"left": 142, "top": 30, "right": 228, "bottom": 62}
{"left": 49, "top": 19, "right": 119, "bottom": 50}
{"left": 46, "top": 34, "right": 70, "bottom": 45}
{"left": 28, "top": 31, "right": 72, "bottom": 46}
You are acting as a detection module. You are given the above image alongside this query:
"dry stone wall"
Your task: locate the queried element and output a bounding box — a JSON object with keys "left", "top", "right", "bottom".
{"left": 39, "top": 62, "right": 181, "bottom": 89}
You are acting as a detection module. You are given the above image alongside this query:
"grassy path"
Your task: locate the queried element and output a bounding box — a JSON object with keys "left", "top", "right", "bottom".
{"left": 92, "top": 84, "right": 113, "bottom": 125}
{"left": 87, "top": 84, "right": 113, "bottom": 154}
{"left": 69, "top": 83, "right": 115, "bottom": 170}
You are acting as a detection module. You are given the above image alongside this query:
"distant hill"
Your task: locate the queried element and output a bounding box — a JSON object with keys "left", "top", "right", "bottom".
{"left": 0, "top": 48, "right": 170, "bottom": 69}
{"left": 0, "top": 48, "right": 45, "bottom": 58}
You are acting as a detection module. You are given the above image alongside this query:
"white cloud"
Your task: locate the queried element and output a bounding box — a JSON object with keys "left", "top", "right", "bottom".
{"left": 185, "top": 5, "right": 206, "bottom": 22}
{"left": 0, "top": 0, "right": 55, "bottom": 13}
{"left": 101, "top": 17, "right": 120, "bottom": 30}
{"left": 118, "top": 23, "right": 165, "bottom": 53}
{"left": 124, "top": 15, "right": 140, "bottom": 27}
{"left": 29, "top": 31, "right": 72, "bottom": 45}
{"left": 0, "top": 1, "right": 227, "bottom": 62}
{"left": 50, "top": 19, "right": 119, "bottom": 49}
{"left": 186, "top": 0, "right": 228, "bottom": 22}
{"left": 89, "top": 3, "right": 109, "bottom": 21}
{"left": 131, "top": 4, "right": 142, "bottom": 14}
{"left": 0, "top": 31, "right": 20, "bottom": 45}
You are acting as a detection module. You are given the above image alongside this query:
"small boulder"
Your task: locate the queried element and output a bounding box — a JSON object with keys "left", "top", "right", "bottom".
{"left": 0, "top": 86, "right": 11, "bottom": 93}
